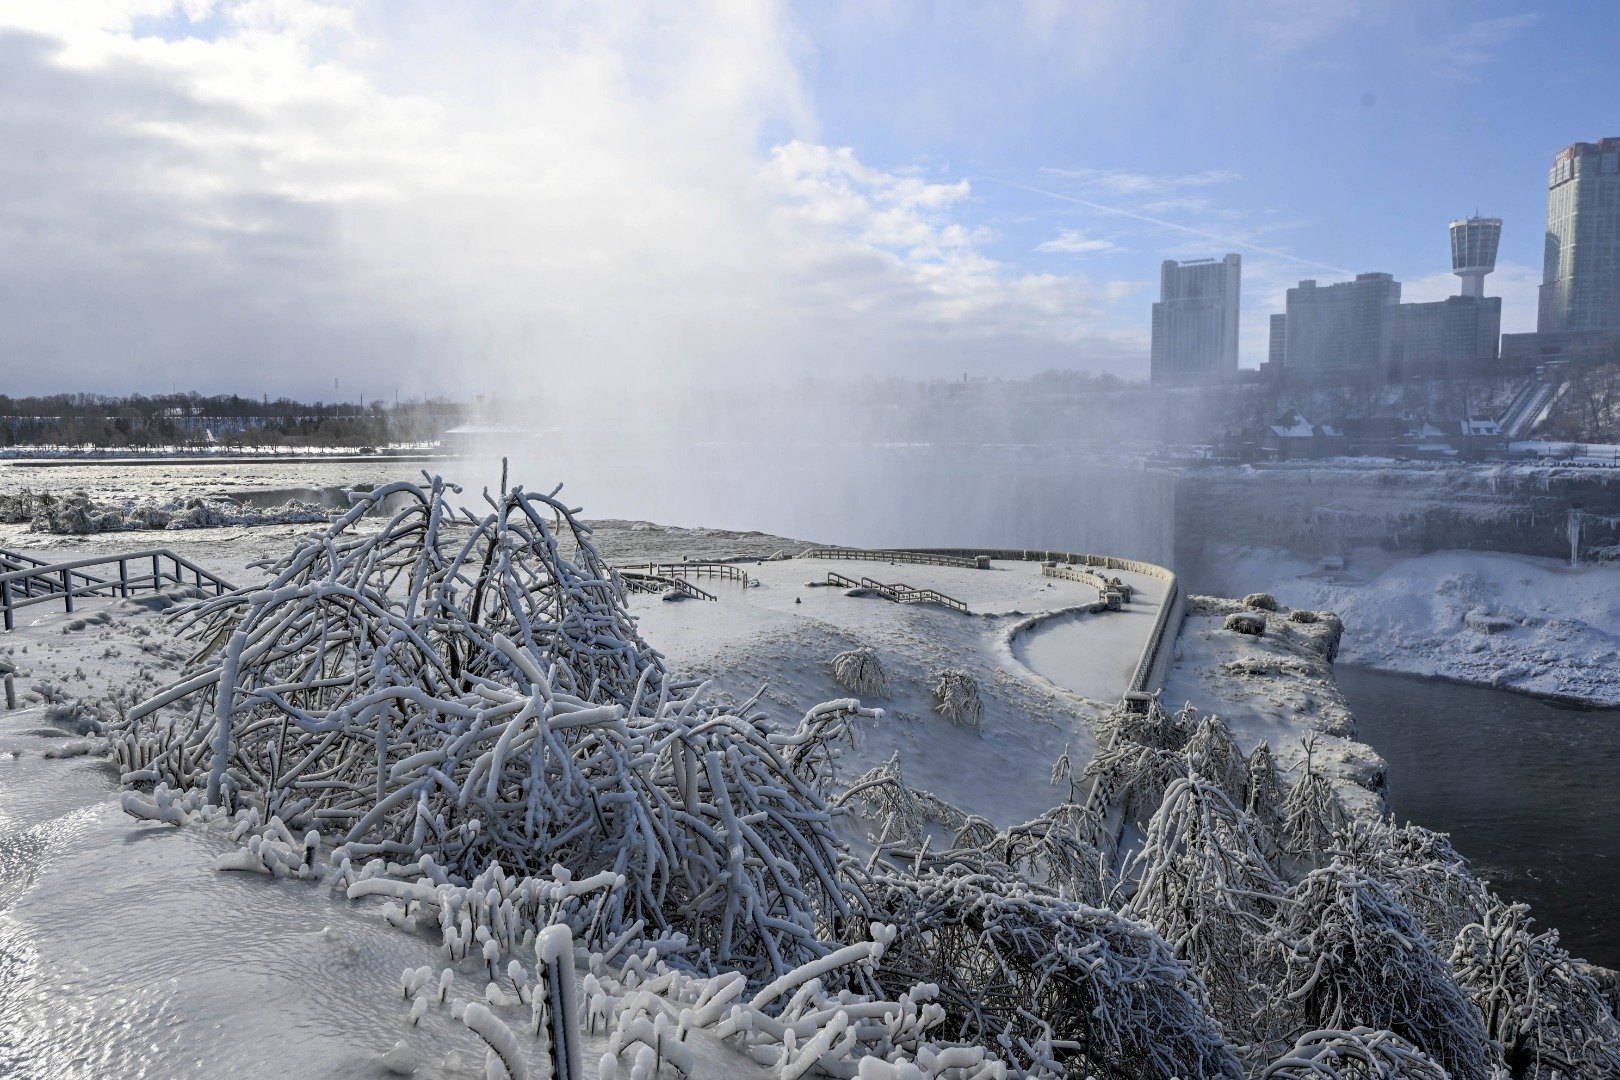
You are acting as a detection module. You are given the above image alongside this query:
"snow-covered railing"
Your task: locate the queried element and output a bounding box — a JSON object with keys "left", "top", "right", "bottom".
{"left": 1040, "top": 561, "right": 1111, "bottom": 600}
{"left": 0, "top": 546, "right": 112, "bottom": 601}
{"left": 823, "top": 571, "right": 971, "bottom": 614}
{"left": 617, "top": 561, "right": 749, "bottom": 587}
{"left": 1, "top": 548, "right": 237, "bottom": 631}
{"left": 616, "top": 570, "right": 716, "bottom": 601}
{"left": 801, "top": 546, "right": 983, "bottom": 569}
{"left": 896, "top": 547, "right": 1183, "bottom": 695}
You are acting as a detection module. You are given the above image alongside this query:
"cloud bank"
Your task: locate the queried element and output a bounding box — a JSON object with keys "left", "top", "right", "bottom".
{"left": 0, "top": 0, "right": 1145, "bottom": 400}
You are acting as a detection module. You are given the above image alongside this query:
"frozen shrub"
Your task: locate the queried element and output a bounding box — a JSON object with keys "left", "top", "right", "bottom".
{"left": 1243, "top": 592, "right": 1279, "bottom": 611}
{"left": 1260, "top": 1027, "right": 1450, "bottom": 1079}
{"left": 927, "top": 668, "right": 982, "bottom": 731}
{"left": 835, "top": 751, "right": 962, "bottom": 847}
{"left": 115, "top": 476, "right": 881, "bottom": 981}
{"left": 1125, "top": 776, "right": 1285, "bottom": 1055}
{"left": 1286, "top": 608, "right": 1318, "bottom": 623}
{"left": 1272, "top": 864, "right": 1493, "bottom": 1080}
{"left": 859, "top": 861, "right": 1244, "bottom": 1080}
{"left": 1452, "top": 893, "right": 1620, "bottom": 1079}
{"left": 830, "top": 646, "right": 889, "bottom": 698}
{"left": 1224, "top": 612, "right": 1266, "bottom": 635}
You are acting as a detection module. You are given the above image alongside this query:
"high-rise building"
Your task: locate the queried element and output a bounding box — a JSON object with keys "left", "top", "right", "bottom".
{"left": 1272, "top": 217, "right": 1503, "bottom": 379}
{"left": 1450, "top": 215, "right": 1501, "bottom": 298}
{"left": 1394, "top": 294, "right": 1500, "bottom": 373}
{"left": 1539, "top": 138, "right": 1620, "bottom": 334}
{"left": 1150, "top": 254, "right": 1240, "bottom": 384}
{"left": 1278, "top": 273, "right": 1402, "bottom": 375}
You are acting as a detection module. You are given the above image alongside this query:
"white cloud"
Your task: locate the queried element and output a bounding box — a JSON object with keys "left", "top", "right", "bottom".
{"left": 0, "top": 0, "right": 1151, "bottom": 399}
{"left": 1035, "top": 228, "right": 1118, "bottom": 254}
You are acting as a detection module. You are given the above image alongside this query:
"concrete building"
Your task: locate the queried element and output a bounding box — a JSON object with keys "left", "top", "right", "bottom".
{"left": 1539, "top": 137, "right": 1620, "bottom": 335}
{"left": 1150, "top": 254, "right": 1240, "bottom": 384}
{"left": 1270, "top": 217, "right": 1503, "bottom": 380}
{"left": 1394, "top": 294, "right": 1502, "bottom": 375}
{"left": 1276, "top": 272, "right": 1402, "bottom": 376}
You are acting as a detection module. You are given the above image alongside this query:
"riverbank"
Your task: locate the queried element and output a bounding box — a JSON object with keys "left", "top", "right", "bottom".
{"left": 1195, "top": 544, "right": 1620, "bottom": 707}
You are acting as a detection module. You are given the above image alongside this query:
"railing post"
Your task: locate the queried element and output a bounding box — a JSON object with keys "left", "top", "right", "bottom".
{"left": 2, "top": 578, "right": 12, "bottom": 632}
{"left": 61, "top": 568, "right": 73, "bottom": 613}
{"left": 119, "top": 559, "right": 130, "bottom": 598}
{"left": 152, "top": 554, "right": 161, "bottom": 592}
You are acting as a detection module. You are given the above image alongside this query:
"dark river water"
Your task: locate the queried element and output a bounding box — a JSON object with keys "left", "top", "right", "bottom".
{"left": 1338, "top": 665, "right": 1620, "bottom": 969}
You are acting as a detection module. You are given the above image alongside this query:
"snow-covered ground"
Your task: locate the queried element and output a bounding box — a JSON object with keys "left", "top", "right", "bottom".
{"left": 1201, "top": 543, "right": 1620, "bottom": 705}
{"left": 0, "top": 515, "right": 1172, "bottom": 1077}
{"left": 1162, "top": 597, "right": 1385, "bottom": 817}
{"left": 11, "top": 463, "right": 1608, "bottom": 1076}
{"left": 629, "top": 557, "right": 1161, "bottom": 829}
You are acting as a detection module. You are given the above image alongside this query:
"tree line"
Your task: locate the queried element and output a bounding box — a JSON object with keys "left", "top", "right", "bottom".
{"left": 0, "top": 393, "right": 468, "bottom": 450}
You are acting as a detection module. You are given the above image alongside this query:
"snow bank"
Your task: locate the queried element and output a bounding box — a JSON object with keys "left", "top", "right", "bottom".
{"left": 0, "top": 488, "right": 331, "bottom": 534}
{"left": 1205, "top": 544, "right": 1620, "bottom": 705}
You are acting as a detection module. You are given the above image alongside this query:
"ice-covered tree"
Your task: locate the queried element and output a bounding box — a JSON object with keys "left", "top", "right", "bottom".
{"left": 836, "top": 751, "right": 963, "bottom": 849}
{"left": 1281, "top": 738, "right": 1348, "bottom": 868}
{"left": 927, "top": 668, "right": 983, "bottom": 731}
{"left": 1452, "top": 892, "right": 1620, "bottom": 1079}
{"left": 1124, "top": 775, "right": 1285, "bottom": 1057}
{"left": 1079, "top": 739, "right": 1186, "bottom": 829}
{"left": 1245, "top": 741, "right": 1287, "bottom": 860}
{"left": 1272, "top": 863, "right": 1494, "bottom": 1079}
{"left": 1260, "top": 1027, "right": 1451, "bottom": 1079}
{"left": 1185, "top": 713, "right": 1250, "bottom": 804}
{"left": 1336, "top": 818, "right": 1484, "bottom": 948}
{"left": 115, "top": 477, "right": 882, "bottom": 980}
{"left": 963, "top": 802, "right": 1111, "bottom": 906}
{"left": 830, "top": 646, "right": 890, "bottom": 698}
{"left": 859, "top": 861, "right": 1244, "bottom": 1080}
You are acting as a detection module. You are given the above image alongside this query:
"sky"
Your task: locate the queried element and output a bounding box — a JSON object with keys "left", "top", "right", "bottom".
{"left": 0, "top": 0, "right": 1613, "bottom": 400}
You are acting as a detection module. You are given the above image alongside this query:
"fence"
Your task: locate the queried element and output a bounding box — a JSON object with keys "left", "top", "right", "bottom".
{"left": 800, "top": 547, "right": 981, "bottom": 570}
{"left": 617, "top": 562, "right": 750, "bottom": 587}
{"left": 823, "top": 571, "right": 970, "bottom": 614}
{"left": 1, "top": 549, "right": 237, "bottom": 632}
{"left": 874, "top": 546, "right": 1184, "bottom": 696}
{"left": 616, "top": 570, "right": 717, "bottom": 602}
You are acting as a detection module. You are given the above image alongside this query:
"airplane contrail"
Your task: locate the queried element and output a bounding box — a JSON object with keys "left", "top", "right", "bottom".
{"left": 988, "top": 178, "right": 1357, "bottom": 277}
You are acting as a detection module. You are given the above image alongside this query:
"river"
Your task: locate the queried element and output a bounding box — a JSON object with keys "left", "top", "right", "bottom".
{"left": 1337, "top": 665, "right": 1620, "bottom": 969}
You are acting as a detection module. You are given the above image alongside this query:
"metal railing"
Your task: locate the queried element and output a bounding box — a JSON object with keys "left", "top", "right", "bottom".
{"left": 888, "top": 546, "right": 1184, "bottom": 695}
{"left": 801, "top": 546, "right": 981, "bottom": 570}
{"left": 617, "top": 561, "right": 750, "bottom": 587}
{"left": 1, "top": 549, "right": 237, "bottom": 632}
{"left": 0, "top": 547, "right": 114, "bottom": 601}
{"left": 617, "top": 570, "right": 717, "bottom": 602}
{"left": 823, "top": 571, "right": 970, "bottom": 614}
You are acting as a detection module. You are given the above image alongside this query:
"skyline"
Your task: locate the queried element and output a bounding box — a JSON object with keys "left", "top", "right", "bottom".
{"left": 0, "top": 1, "right": 1612, "bottom": 398}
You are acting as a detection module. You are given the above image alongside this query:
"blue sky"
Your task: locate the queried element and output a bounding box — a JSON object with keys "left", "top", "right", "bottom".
{"left": 788, "top": 1, "right": 1616, "bottom": 361}
{"left": 0, "top": 1, "right": 1612, "bottom": 397}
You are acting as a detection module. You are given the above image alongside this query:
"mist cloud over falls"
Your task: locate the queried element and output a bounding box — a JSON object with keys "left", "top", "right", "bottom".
{"left": 0, "top": 1, "right": 1140, "bottom": 400}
